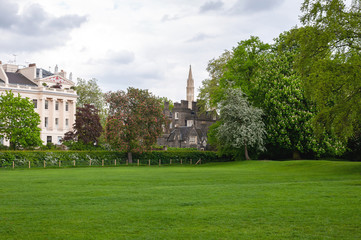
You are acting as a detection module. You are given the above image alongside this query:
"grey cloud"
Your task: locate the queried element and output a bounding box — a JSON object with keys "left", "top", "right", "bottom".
{"left": 87, "top": 50, "right": 135, "bottom": 66}
{"left": 0, "top": 0, "right": 19, "bottom": 27}
{"left": 0, "top": 0, "right": 86, "bottom": 52}
{"left": 161, "top": 14, "right": 181, "bottom": 22}
{"left": 186, "top": 33, "right": 214, "bottom": 43}
{"left": 230, "top": 0, "right": 285, "bottom": 15}
{"left": 108, "top": 51, "right": 135, "bottom": 65}
{"left": 199, "top": 1, "right": 224, "bottom": 13}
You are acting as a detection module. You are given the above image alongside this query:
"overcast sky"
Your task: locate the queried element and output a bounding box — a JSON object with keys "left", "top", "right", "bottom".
{"left": 0, "top": 0, "right": 304, "bottom": 102}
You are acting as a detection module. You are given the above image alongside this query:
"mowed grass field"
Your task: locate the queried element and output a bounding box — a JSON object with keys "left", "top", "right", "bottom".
{"left": 0, "top": 160, "right": 361, "bottom": 239}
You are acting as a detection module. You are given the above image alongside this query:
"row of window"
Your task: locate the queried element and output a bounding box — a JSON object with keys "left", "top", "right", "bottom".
{"left": 47, "top": 136, "right": 63, "bottom": 145}
{"left": 33, "top": 99, "right": 70, "bottom": 111}
{"left": 44, "top": 117, "right": 69, "bottom": 128}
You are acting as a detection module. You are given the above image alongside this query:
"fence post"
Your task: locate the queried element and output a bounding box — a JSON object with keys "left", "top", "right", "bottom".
{"left": 102, "top": 160, "right": 104, "bottom": 167}
{"left": 73, "top": 160, "right": 76, "bottom": 167}
{"left": 137, "top": 159, "right": 139, "bottom": 166}
{"left": 12, "top": 161, "right": 14, "bottom": 169}
{"left": 59, "top": 160, "right": 61, "bottom": 168}
{"left": 126, "top": 160, "right": 128, "bottom": 166}
{"left": 89, "top": 160, "right": 91, "bottom": 166}
{"left": 170, "top": 159, "right": 172, "bottom": 165}
{"left": 114, "top": 160, "right": 117, "bottom": 166}
{"left": 29, "top": 161, "right": 31, "bottom": 169}
{"left": 148, "top": 159, "right": 150, "bottom": 166}
{"left": 181, "top": 159, "right": 182, "bottom": 165}
{"left": 44, "top": 160, "right": 46, "bottom": 168}
{"left": 190, "top": 159, "right": 192, "bottom": 165}
{"left": 159, "top": 159, "right": 161, "bottom": 166}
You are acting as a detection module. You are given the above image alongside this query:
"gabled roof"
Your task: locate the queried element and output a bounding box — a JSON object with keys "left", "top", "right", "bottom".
{"left": 167, "top": 126, "right": 205, "bottom": 142}
{"left": 6, "top": 72, "right": 37, "bottom": 86}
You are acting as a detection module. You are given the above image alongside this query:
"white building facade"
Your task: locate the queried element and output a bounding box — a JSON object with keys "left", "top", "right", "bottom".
{"left": 0, "top": 61, "right": 77, "bottom": 145}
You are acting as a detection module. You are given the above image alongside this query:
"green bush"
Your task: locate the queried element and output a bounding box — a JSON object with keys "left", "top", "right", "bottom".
{"left": 0, "top": 150, "right": 231, "bottom": 168}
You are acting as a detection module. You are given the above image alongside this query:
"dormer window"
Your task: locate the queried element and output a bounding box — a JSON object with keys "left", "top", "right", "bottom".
{"left": 175, "top": 112, "right": 179, "bottom": 120}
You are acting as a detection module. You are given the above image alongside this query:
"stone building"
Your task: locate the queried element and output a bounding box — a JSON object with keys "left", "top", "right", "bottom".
{"left": 158, "top": 66, "right": 217, "bottom": 150}
{"left": 0, "top": 61, "right": 77, "bottom": 145}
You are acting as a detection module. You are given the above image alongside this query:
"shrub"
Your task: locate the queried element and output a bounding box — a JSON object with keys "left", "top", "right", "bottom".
{"left": 0, "top": 150, "right": 231, "bottom": 168}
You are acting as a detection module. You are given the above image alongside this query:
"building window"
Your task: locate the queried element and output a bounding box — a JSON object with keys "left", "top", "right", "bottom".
{"left": 169, "top": 122, "right": 173, "bottom": 129}
{"left": 187, "top": 120, "right": 194, "bottom": 127}
{"left": 65, "top": 102, "right": 69, "bottom": 111}
{"left": 189, "top": 136, "right": 197, "bottom": 144}
{"left": 65, "top": 118, "right": 69, "bottom": 127}
{"left": 55, "top": 101, "right": 59, "bottom": 111}
{"left": 33, "top": 99, "right": 37, "bottom": 108}
{"left": 55, "top": 118, "right": 59, "bottom": 127}
{"left": 175, "top": 112, "right": 179, "bottom": 119}
{"left": 45, "top": 100, "right": 48, "bottom": 110}
{"left": 57, "top": 136, "right": 62, "bottom": 145}
{"left": 47, "top": 136, "right": 52, "bottom": 143}
{"left": 45, "top": 117, "right": 48, "bottom": 128}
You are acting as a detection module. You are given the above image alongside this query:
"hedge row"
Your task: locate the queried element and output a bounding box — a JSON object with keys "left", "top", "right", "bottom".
{"left": 0, "top": 150, "right": 232, "bottom": 168}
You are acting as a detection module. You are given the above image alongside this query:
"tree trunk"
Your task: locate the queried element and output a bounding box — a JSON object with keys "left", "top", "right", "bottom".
{"left": 244, "top": 142, "right": 250, "bottom": 160}
{"left": 292, "top": 151, "right": 301, "bottom": 160}
{"left": 128, "top": 152, "right": 133, "bottom": 164}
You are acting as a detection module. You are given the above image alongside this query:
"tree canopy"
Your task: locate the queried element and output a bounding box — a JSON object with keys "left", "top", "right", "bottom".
{"left": 105, "top": 88, "right": 167, "bottom": 163}
{"left": 64, "top": 104, "right": 103, "bottom": 146}
{"left": 295, "top": 0, "right": 361, "bottom": 141}
{"left": 216, "top": 88, "right": 266, "bottom": 160}
{"left": 0, "top": 91, "right": 42, "bottom": 150}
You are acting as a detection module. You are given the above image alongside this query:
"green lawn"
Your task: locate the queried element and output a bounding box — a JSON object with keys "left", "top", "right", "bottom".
{"left": 0, "top": 160, "right": 360, "bottom": 239}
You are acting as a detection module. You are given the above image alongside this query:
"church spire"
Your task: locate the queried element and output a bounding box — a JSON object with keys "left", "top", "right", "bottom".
{"left": 186, "top": 65, "right": 194, "bottom": 109}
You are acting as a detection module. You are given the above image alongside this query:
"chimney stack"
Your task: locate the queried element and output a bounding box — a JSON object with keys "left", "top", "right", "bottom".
{"left": 59, "top": 70, "right": 67, "bottom": 79}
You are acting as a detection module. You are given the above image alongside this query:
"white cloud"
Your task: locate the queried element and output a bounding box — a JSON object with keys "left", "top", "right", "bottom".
{"left": 0, "top": 0, "right": 304, "bottom": 102}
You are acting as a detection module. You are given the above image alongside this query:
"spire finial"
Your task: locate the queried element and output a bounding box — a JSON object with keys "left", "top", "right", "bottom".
{"left": 186, "top": 65, "right": 194, "bottom": 109}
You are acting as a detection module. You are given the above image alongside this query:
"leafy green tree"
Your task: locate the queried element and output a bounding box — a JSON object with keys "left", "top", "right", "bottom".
{"left": 216, "top": 88, "right": 266, "bottom": 160}
{"left": 254, "top": 50, "right": 344, "bottom": 158}
{"left": 75, "top": 78, "right": 107, "bottom": 124}
{"left": 105, "top": 88, "right": 167, "bottom": 163}
{"left": 295, "top": 0, "right": 361, "bottom": 141}
{"left": 158, "top": 96, "right": 174, "bottom": 111}
{"left": 198, "top": 37, "right": 270, "bottom": 112}
{"left": 0, "top": 91, "right": 42, "bottom": 150}
{"left": 198, "top": 50, "right": 232, "bottom": 112}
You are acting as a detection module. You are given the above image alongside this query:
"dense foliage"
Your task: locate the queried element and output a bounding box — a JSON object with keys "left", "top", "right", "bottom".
{"left": 0, "top": 91, "right": 42, "bottom": 150}
{"left": 105, "top": 88, "right": 167, "bottom": 162}
{"left": 0, "top": 150, "right": 230, "bottom": 168}
{"left": 75, "top": 78, "right": 107, "bottom": 124}
{"left": 63, "top": 104, "right": 103, "bottom": 146}
{"left": 216, "top": 89, "right": 266, "bottom": 160}
{"left": 295, "top": 0, "right": 361, "bottom": 141}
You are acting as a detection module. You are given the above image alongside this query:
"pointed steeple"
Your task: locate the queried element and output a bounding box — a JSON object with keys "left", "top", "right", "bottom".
{"left": 186, "top": 65, "right": 194, "bottom": 109}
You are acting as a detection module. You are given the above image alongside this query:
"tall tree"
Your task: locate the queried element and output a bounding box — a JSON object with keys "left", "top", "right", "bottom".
{"left": 216, "top": 88, "right": 266, "bottom": 160}
{"left": 75, "top": 78, "right": 107, "bottom": 124}
{"left": 0, "top": 91, "right": 42, "bottom": 150}
{"left": 105, "top": 88, "right": 167, "bottom": 163}
{"left": 254, "top": 49, "right": 344, "bottom": 158}
{"left": 198, "top": 37, "right": 270, "bottom": 112}
{"left": 296, "top": 0, "right": 361, "bottom": 141}
{"left": 63, "top": 104, "right": 103, "bottom": 145}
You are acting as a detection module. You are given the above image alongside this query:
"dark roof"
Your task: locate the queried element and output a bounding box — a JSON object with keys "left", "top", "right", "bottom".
{"left": 168, "top": 126, "right": 204, "bottom": 142}
{"left": 36, "top": 68, "right": 53, "bottom": 78}
{"left": 6, "top": 72, "right": 37, "bottom": 86}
